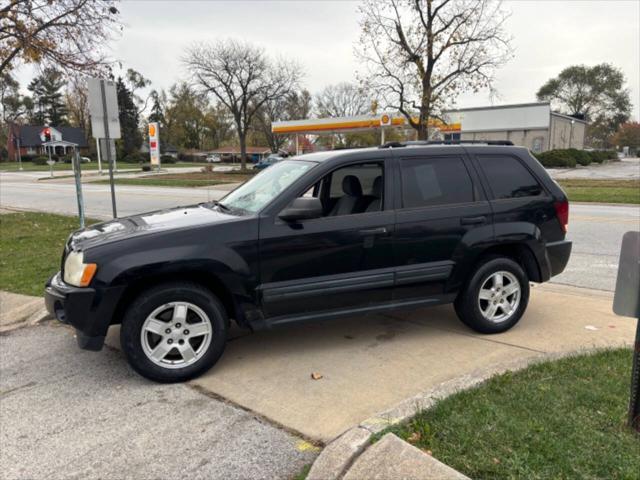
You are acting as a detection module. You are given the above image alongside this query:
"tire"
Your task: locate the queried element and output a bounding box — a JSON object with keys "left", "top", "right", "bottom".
{"left": 120, "top": 282, "right": 228, "bottom": 383}
{"left": 454, "top": 256, "right": 529, "bottom": 334}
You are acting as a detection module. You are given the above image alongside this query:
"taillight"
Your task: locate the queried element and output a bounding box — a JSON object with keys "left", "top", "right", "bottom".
{"left": 554, "top": 200, "right": 569, "bottom": 233}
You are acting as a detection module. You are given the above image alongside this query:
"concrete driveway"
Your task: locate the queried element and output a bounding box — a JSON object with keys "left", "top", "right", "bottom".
{"left": 0, "top": 324, "right": 317, "bottom": 480}
{"left": 103, "top": 284, "right": 635, "bottom": 443}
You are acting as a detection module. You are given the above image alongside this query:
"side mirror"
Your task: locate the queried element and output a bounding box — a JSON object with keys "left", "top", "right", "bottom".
{"left": 279, "top": 197, "right": 323, "bottom": 222}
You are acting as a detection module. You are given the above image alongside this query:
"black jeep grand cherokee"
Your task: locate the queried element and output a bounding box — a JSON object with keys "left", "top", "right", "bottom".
{"left": 45, "top": 142, "right": 571, "bottom": 382}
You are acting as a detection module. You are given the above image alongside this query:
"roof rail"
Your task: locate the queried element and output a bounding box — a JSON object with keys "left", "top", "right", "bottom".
{"left": 379, "top": 140, "right": 514, "bottom": 148}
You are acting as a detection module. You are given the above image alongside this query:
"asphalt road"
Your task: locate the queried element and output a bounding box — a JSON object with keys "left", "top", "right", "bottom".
{"left": 554, "top": 203, "right": 639, "bottom": 291}
{"left": 0, "top": 324, "right": 316, "bottom": 480}
{"left": 0, "top": 171, "right": 223, "bottom": 219}
{"left": 1, "top": 171, "right": 637, "bottom": 291}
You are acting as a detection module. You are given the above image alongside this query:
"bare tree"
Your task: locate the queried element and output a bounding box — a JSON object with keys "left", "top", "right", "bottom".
{"left": 357, "top": 0, "right": 512, "bottom": 139}
{"left": 66, "top": 75, "right": 90, "bottom": 133}
{"left": 254, "top": 89, "right": 312, "bottom": 153}
{"left": 315, "top": 82, "right": 371, "bottom": 118}
{"left": 184, "top": 39, "right": 301, "bottom": 169}
{"left": 0, "top": 0, "right": 121, "bottom": 76}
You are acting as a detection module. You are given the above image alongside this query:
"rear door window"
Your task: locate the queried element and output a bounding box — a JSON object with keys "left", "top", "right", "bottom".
{"left": 400, "top": 156, "right": 474, "bottom": 208}
{"left": 478, "top": 155, "right": 543, "bottom": 199}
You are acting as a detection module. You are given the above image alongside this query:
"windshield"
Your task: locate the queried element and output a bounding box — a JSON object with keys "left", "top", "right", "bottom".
{"left": 221, "top": 160, "right": 315, "bottom": 213}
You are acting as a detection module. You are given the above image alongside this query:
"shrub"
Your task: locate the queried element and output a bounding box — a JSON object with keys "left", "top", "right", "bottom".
{"left": 32, "top": 156, "right": 50, "bottom": 165}
{"left": 141, "top": 164, "right": 152, "bottom": 172}
{"left": 120, "top": 151, "right": 143, "bottom": 163}
{"left": 566, "top": 148, "right": 591, "bottom": 166}
{"left": 160, "top": 155, "right": 176, "bottom": 164}
{"left": 534, "top": 150, "right": 576, "bottom": 168}
{"left": 587, "top": 150, "right": 616, "bottom": 163}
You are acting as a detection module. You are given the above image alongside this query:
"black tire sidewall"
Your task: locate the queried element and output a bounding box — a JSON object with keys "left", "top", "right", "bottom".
{"left": 456, "top": 257, "right": 530, "bottom": 334}
{"left": 120, "top": 283, "right": 227, "bottom": 383}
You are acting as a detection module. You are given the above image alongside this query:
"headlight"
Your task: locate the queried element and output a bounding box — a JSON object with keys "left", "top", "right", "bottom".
{"left": 63, "top": 251, "right": 97, "bottom": 287}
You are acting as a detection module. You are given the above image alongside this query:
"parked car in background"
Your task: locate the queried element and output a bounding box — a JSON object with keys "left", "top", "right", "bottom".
{"left": 45, "top": 141, "right": 571, "bottom": 382}
{"left": 253, "top": 154, "right": 283, "bottom": 170}
{"left": 80, "top": 156, "right": 91, "bottom": 163}
{"left": 206, "top": 154, "right": 222, "bottom": 163}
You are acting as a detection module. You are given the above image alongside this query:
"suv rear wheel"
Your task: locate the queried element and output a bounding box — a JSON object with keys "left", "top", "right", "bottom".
{"left": 120, "top": 282, "right": 227, "bottom": 382}
{"left": 454, "top": 256, "right": 530, "bottom": 334}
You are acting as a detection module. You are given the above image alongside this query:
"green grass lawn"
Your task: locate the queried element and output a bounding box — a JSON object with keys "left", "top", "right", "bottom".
{"left": 380, "top": 348, "right": 639, "bottom": 479}
{"left": 0, "top": 161, "right": 209, "bottom": 172}
{"left": 0, "top": 212, "right": 99, "bottom": 296}
{"left": 556, "top": 179, "right": 639, "bottom": 204}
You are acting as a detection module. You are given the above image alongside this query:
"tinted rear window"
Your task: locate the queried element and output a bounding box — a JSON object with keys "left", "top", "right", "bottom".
{"left": 479, "top": 155, "right": 543, "bottom": 199}
{"left": 400, "top": 156, "right": 474, "bottom": 208}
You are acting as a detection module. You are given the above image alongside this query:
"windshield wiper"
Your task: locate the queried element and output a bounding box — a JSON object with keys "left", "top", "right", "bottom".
{"left": 200, "top": 200, "right": 231, "bottom": 212}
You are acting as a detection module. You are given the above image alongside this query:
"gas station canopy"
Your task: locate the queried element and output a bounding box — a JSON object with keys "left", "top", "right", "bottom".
{"left": 272, "top": 113, "right": 461, "bottom": 136}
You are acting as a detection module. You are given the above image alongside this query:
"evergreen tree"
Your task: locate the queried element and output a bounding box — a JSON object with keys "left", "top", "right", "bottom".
{"left": 116, "top": 77, "right": 142, "bottom": 157}
{"left": 27, "top": 68, "right": 68, "bottom": 126}
{"left": 147, "top": 90, "right": 165, "bottom": 127}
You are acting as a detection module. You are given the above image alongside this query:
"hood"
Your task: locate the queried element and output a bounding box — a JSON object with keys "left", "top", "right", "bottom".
{"left": 68, "top": 203, "right": 239, "bottom": 251}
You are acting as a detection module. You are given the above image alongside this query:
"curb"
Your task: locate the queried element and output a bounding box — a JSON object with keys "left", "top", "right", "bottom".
{"left": 307, "top": 347, "right": 619, "bottom": 480}
{"left": 0, "top": 307, "right": 51, "bottom": 334}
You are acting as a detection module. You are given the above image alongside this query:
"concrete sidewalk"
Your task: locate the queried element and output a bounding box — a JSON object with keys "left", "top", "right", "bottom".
{"left": 105, "top": 283, "right": 635, "bottom": 443}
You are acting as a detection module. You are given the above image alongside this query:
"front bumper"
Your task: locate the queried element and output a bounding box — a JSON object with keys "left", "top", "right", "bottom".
{"left": 545, "top": 240, "right": 572, "bottom": 277}
{"left": 45, "top": 273, "right": 125, "bottom": 351}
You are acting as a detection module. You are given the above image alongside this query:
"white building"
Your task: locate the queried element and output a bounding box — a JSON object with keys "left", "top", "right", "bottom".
{"left": 443, "top": 102, "right": 586, "bottom": 152}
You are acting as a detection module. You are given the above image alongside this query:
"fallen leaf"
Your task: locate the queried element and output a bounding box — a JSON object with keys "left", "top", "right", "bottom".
{"left": 584, "top": 325, "right": 599, "bottom": 331}
{"left": 493, "top": 458, "right": 501, "bottom": 464}
{"left": 311, "top": 372, "right": 323, "bottom": 380}
{"left": 425, "top": 450, "right": 433, "bottom": 456}
{"left": 408, "top": 432, "right": 421, "bottom": 443}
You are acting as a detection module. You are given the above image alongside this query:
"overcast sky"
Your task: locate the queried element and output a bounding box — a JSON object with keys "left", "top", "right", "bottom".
{"left": 17, "top": 0, "right": 640, "bottom": 120}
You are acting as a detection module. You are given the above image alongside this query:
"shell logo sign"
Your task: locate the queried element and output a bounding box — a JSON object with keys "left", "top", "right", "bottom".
{"left": 380, "top": 114, "right": 392, "bottom": 126}
{"left": 148, "top": 122, "right": 160, "bottom": 166}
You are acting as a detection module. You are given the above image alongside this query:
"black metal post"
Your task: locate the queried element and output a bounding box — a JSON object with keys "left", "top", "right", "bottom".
{"left": 629, "top": 319, "right": 640, "bottom": 432}
{"left": 100, "top": 80, "right": 117, "bottom": 218}
{"left": 73, "top": 148, "right": 85, "bottom": 228}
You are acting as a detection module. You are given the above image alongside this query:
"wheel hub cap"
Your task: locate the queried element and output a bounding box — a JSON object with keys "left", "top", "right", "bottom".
{"left": 140, "top": 302, "right": 213, "bottom": 369}
{"left": 477, "top": 271, "right": 521, "bottom": 323}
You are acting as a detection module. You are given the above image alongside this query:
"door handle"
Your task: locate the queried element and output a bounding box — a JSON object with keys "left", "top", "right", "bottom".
{"left": 359, "top": 227, "right": 388, "bottom": 235}
{"left": 460, "top": 216, "right": 486, "bottom": 226}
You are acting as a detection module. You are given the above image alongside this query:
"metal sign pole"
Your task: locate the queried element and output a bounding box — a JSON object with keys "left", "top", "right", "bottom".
{"left": 17, "top": 137, "right": 22, "bottom": 170}
{"left": 96, "top": 138, "right": 102, "bottom": 174}
{"left": 100, "top": 80, "right": 117, "bottom": 218}
{"left": 73, "top": 147, "right": 85, "bottom": 228}
{"left": 629, "top": 319, "right": 640, "bottom": 432}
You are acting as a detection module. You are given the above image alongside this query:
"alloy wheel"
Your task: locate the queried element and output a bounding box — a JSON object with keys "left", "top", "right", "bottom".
{"left": 477, "top": 270, "right": 521, "bottom": 323}
{"left": 140, "top": 302, "right": 213, "bottom": 369}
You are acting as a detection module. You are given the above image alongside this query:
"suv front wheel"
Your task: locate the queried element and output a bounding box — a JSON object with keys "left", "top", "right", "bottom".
{"left": 120, "top": 282, "right": 228, "bottom": 382}
{"left": 454, "top": 256, "right": 530, "bottom": 334}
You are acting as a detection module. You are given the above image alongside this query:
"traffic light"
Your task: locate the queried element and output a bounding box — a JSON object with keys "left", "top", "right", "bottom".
{"left": 43, "top": 128, "right": 51, "bottom": 142}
